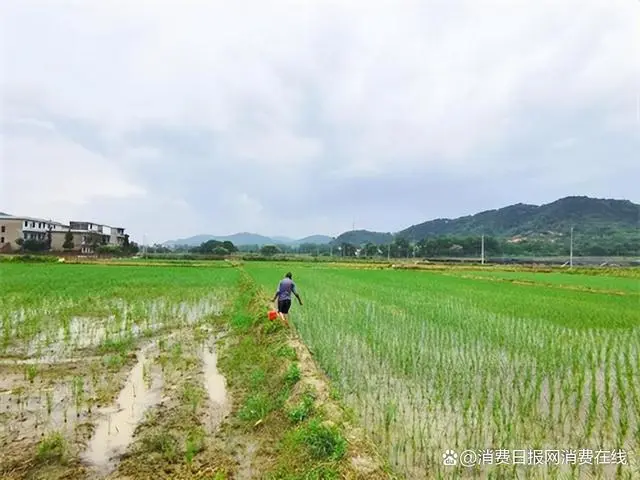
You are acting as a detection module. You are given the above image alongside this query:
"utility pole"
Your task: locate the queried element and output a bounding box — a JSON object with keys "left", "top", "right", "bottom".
{"left": 569, "top": 226, "right": 574, "bottom": 269}
{"left": 481, "top": 234, "right": 485, "bottom": 265}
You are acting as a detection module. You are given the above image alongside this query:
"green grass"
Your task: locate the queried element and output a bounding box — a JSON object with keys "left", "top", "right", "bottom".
{"left": 247, "top": 262, "right": 640, "bottom": 478}
{"left": 294, "top": 418, "right": 347, "bottom": 461}
{"left": 287, "top": 390, "right": 316, "bottom": 423}
{"left": 36, "top": 431, "right": 68, "bottom": 463}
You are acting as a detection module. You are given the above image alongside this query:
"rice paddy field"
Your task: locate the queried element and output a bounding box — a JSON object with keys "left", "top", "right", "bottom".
{"left": 1, "top": 262, "right": 239, "bottom": 479}
{"left": 1, "top": 259, "right": 639, "bottom": 479}
{"left": 248, "top": 262, "right": 640, "bottom": 479}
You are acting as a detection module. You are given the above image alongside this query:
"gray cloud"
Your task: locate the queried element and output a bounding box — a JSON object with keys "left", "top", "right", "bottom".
{"left": 1, "top": 0, "right": 638, "bottom": 243}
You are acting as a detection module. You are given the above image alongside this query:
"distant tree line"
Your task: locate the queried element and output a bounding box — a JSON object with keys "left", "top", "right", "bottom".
{"left": 147, "top": 230, "right": 639, "bottom": 259}
{"left": 190, "top": 239, "right": 239, "bottom": 255}
{"left": 231, "top": 234, "right": 638, "bottom": 259}
{"left": 146, "top": 239, "right": 239, "bottom": 256}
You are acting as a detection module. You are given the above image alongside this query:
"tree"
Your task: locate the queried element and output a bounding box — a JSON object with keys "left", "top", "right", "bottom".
{"left": 96, "top": 244, "right": 123, "bottom": 256}
{"left": 63, "top": 230, "right": 74, "bottom": 250}
{"left": 340, "top": 242, "right": 356, "bottom": 257}
{"left": 127, "top": 242, "right": 140, "bottom": 255}
{"left": 364, "top": 242, "right": 379, "bottom": 257}
{"left": 393, "top": 237, "right": 410, "bottom": 258}
{"left": 222, "top": 241, "right": 238, "bottom": 253}
{"left": 198, "top": 240, "right": 222, "bottom": 253}
{"left": 260, "top": 245, "right": 280, "bottom": 256}
{"left": 192, "top": 239, "right": 236, "bottom": 255}
{"left": 87, "top": 232, "right": 102, "bottom": 250}
{"left": 46, "top": 227, "right": 52, "bottom": 251}
{"left": 22, "top": 239, "right": 48, "bottom": 252}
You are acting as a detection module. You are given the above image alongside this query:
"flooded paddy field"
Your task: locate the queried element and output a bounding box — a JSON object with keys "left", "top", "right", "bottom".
{"left": 0, "top": 262, "right": 238, "bottom": 479}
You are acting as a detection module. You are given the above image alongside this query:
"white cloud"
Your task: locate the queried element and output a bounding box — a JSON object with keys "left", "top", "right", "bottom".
{"left": 1, "top": 0, "right": 638, "bottom": 240}
{"left": 1, "top": 126, "right": 146, "bottom": 220}
{"left": 551, "top": 138, "right": 578, "bottom": 150}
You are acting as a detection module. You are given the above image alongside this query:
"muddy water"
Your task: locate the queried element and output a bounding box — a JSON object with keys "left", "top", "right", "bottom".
{"left": 201, "top": 339, "right": 230, "bottom": 431}
{"left": 4, "top": 296, "right": 225, "bottom": 362}
{"left": 0, "top": 374, "right": 93, "bottom": 450}
{"left": 81, "top": 344, "right": 163, "bottom": 476}
{"left": 0, "top": 355, "right": 101, "bottom": 366}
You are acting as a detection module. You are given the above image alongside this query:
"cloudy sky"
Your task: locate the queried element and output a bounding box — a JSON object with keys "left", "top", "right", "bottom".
{"left": 2, "top": 0, "right": 638, "bottom": 244}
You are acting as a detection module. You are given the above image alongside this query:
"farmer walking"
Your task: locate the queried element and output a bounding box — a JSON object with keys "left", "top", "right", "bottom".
{"left": 272, "top": 272, "right": 302, "bottom": 325}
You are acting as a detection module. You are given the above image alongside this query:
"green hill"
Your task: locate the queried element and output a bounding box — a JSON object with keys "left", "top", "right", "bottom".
{"left": 164, "top": 233, "right": 334, "bottom": 247}
{"left": 294, "top": 235, "right": 334, "bottom": 245}
{"left": 333, "top": 230, "right": 393, "bottom": 246}
{"left": 164, "top": 232, "right": 275, "bottom": 247}
{"left": 399, "top": 196, "right": 639, "bottom": 241}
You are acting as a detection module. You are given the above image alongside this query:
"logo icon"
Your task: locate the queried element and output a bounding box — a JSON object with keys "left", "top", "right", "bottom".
{"left": 443, "top": 450, "right": 458, "bottom": 466}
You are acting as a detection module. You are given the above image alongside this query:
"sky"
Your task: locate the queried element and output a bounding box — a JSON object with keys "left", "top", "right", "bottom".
{"left": 1, "top": 0, "right": 639, "bottom": 244}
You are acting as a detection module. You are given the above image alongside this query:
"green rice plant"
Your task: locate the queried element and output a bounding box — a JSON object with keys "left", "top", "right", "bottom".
{"left": 72, "top": 375, "right": 84, "bottom": 414}
{"left": 247, "top": 263, "right": 639, "bottom": 479}
{"left": 25, "top": 364, "right": 38, "bottom": 384}
{"left": 181, "top": 382, "right": 204, "bottom": 414}
{"left": 45, "top": 389, "right": 53, "bottom": 417}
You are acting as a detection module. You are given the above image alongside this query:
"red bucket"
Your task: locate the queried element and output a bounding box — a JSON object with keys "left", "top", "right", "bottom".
{"left": 268, "top": 310, "right": 278, "bottom": 321}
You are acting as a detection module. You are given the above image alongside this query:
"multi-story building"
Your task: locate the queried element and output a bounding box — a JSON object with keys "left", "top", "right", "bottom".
{"left": 0, "top": 213, "right": 127, "bottom": 254}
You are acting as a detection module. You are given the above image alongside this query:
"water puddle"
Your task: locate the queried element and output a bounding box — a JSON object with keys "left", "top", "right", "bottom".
{"left": 0, "top": 377, "right": 90, "bottom": 449}
{"left": 81, "top": 343, "right": 163, "bottom": 476}
{"left": 201, "top": 339, "right": 230, "bottom": 431}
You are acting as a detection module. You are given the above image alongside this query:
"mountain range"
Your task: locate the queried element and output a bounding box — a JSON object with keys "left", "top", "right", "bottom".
{"left": 334, "top": 196, "right": 639, "bottom": 245}
{"left": 163, "top": 232, "right": 334, "bottom": 247}
{"left": 163, "top": 196, "right": 639, "bottom": 247}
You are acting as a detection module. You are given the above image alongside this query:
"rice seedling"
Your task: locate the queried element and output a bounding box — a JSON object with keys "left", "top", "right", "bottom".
{"left": 0, "top": 262, "right": 238, "bottom": 475}
{"left": 248, "top": 263, "right": 640, "bottom": 478}
{"left": 72, "top": 375, "right": 84, "bottom": 417}
{"left": 25, "top": 364, "right": 38, "bottom": 384}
